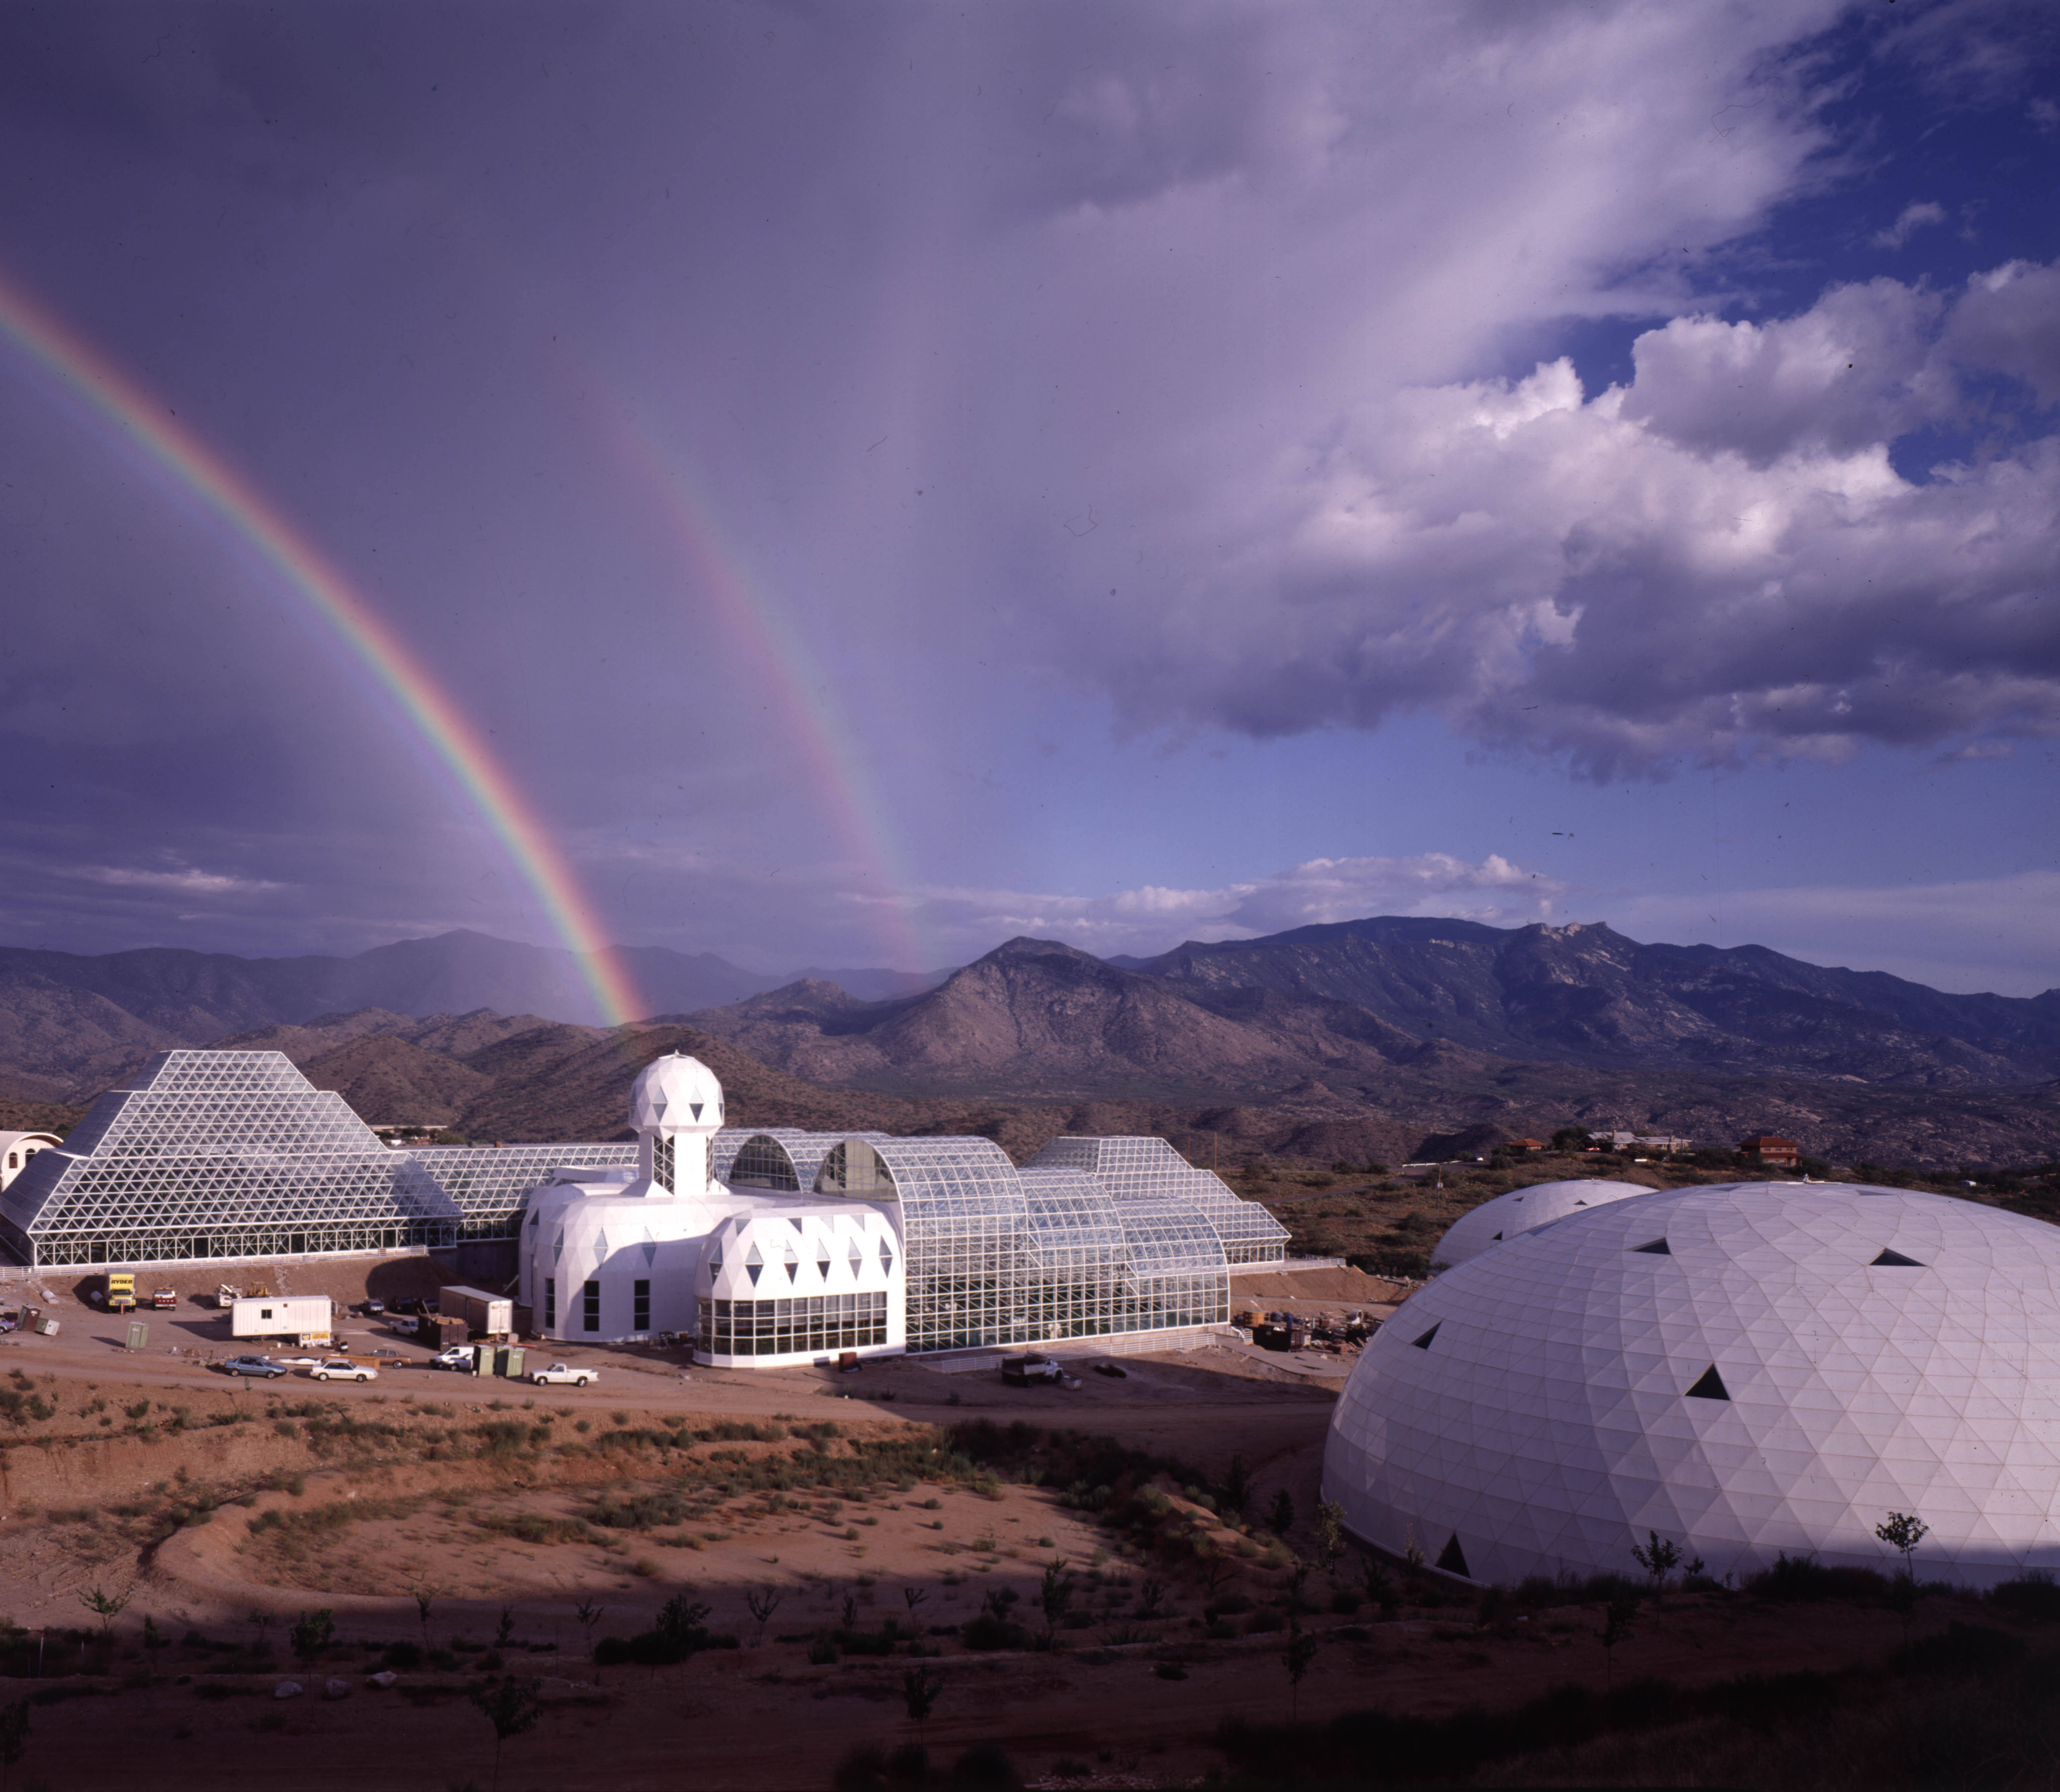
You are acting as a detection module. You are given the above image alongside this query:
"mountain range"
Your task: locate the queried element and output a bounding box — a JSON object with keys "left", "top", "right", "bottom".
{"left": 3, "top": 919, "right": 2057, "bottom": 1168}
{"left": 679, "top": 923, "right": 2060, "bottom": 1095}
{"left": 0, "top": 929, "right": 939, "bottom": 1101}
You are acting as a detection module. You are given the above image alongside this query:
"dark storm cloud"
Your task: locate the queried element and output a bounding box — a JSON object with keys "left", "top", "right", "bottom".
{"left": 0, "top": 1, "right": 2054, "bottom": 969}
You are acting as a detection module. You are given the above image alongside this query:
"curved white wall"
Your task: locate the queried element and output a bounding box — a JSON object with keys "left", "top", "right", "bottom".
{"left": 1326, "top": 1183, "right": 2060, "bottom": 1589}
{"left": 1433, "top": 1178, "right": 1653, "bottom": 1268}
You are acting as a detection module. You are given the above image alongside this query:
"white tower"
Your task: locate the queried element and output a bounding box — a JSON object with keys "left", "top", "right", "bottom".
{"left": 628, "top": 1053, "right": 725, "bottom": 1198}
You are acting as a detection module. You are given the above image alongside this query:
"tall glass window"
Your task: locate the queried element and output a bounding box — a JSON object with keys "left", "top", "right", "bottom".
{"left": 633, "top": 1279, "right": 650, "bottom": 1331}
{"left": 581, "top": 1279, "right": 600, "bottom": 1332}
{"left": 544, "top": 1277, "right": 555, "bottom": 1329}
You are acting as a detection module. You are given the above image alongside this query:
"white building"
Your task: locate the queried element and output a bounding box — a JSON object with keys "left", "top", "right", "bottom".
{"left": 515, "top": 1051, "right": 1282, "bottom": 1365}
{"left": 517, "top": 1053, "right": 904, "bottom": 1365}
{"left": 1325, "top": 1181, "right": 2060, "bottom": 1589}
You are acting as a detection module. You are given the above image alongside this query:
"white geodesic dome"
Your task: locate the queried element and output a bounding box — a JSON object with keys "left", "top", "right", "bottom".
{"left": 1433, "top": 1179, "right": 1653, "bottom": 1269}
{"left": 1324, "top": 1183, "right": 2060, "bottom": 1590}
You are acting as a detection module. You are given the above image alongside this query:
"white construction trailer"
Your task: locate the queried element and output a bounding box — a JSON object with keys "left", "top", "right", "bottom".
{"left": 229, "top": 1295, "right": 333, "bottom": 1346}
{"left": 439, "top": 1285, "right": 514, "bottom": 1339}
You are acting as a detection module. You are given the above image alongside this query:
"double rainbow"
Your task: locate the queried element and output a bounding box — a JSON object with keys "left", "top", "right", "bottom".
{"left": 0, "top": 267, "right": 648, "bottom": 1028}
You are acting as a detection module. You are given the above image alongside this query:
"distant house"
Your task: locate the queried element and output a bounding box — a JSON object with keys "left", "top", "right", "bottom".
{"left": 1739, "top": 1135, "right": 1800, "bottom": 1167}
{"left": 1505, "top": 1139, "right": 1547, "bottom": 1153}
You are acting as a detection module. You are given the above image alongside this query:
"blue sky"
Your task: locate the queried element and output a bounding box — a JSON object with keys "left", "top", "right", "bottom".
{"left": 1, "top": 0, "right": 2056, "bottom": 997}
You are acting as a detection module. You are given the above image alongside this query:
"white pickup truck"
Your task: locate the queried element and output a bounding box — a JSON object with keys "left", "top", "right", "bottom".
{"left": 528, "top": 1361, "right": 598, "bottom": 1387}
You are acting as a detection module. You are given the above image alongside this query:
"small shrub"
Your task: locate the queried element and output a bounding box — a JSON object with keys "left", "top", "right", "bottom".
{"left": 1897, "top": 1622, "right": 2027, "bottom": 1678}
{"left": 1744, "top": 1553, "right": 1890, "bottom": 1603}
{"left": 1989, "top": 1571, "right": 2060, "bottom": 1623}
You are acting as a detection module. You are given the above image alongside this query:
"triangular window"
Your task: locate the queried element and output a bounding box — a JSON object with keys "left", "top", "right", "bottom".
{"left": 1872, "top": 1248, "right": 1924, "bottom": 1267}
{"left": 1490, "top": 1231, "right": 1502, "bottom": 1241}
{"left": 1632, "top": 1239, "right": 1670, "bottom": 1255}
{"left": 1686, "top": 1365, "right": 1730, "bottom": 1401}
{"left": 880, "top": 1239, "right": 895, "bottom": 1275}
{"left": 1436, "top": 1533, "right": 1470, "bottom": 1578}
{"left": 690, "top": 1103, "right": 703, "bottom": 1121}
{"left": 1411, "top": 1323, "right": 1440, "bottom": 1350}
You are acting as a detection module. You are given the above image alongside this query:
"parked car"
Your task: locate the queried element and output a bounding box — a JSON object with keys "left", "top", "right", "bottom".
{"left": 527, "top": 1362, "right": 597, "bottom": 1387}
{"left": 220, "top": 1355, "right": 287, "bottom": 1379}
{"left": 309, "top": 1358, "right": 376, "bottom": 1383}
{"left": 360, "top": 1298, "right": 387, "bottom": 1316}
{"left": 430, "top": 1345, "right": 475, "bottom": 1371}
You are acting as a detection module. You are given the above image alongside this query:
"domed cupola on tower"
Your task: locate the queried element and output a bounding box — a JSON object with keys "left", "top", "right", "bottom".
{"left": 629, "top": 1053, "right": 725, "bottom": 1197}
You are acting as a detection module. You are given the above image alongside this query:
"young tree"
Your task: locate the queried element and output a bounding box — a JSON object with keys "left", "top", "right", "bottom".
{"left": 1876, "top": 1511, "right": 1929, "bottom": 1582}
{"left": 902, "top": 1586, "right": 929, "bottom": 1622}
{"left": 1877, "top": 1511, "right": 1930, "bottom": 1643}
{"left": 1600, "top": 1597, "right": 1636, "bottom": 1689}
{"left": 494, "top": 1604, "right": 517, "bottom": 1649}
{"left": 412, "top": 1579, "right": 441, "bottom": 1649}
{"left": 468, "top": 1674, "right": 543, "bottom": 1792}
{"left": 76, "top": 1585, "right": 131, "bottom": 1637}
{"left": 1282, "top": 1617, "right": 1320, "bottom": 1722}
{"left": 1038, "top": 1558, "right": 1075, "bottom": 1645}
{"left": 745, "top": 1586, "right": 784, "bottom": 1646}
{"left": 0, "top": 1698, "right": 28, "bottom": 1792}
{"left": 1221, "top": 1455, "right": 1255, "bottom": 1519}
{"left": 1361, "top": 1556, "right": 1399, "bottom": 1619}
{"left": 1630, "top": 1530, "right": 1682, "bottom": 1596}
{"left": 573, "top": 1598, "right": 606, "bottom": 1663}
{"left": 1316, "top": 1500, "right": 1347, "bottom": 1575}
{"left": 1284, "top": 1557, "right": 1312, "bottom": 1617}
{"left": 655, "top": 1593, "right": 714, "bottom": 1669}
{"left": 902, "top": 1665, "right": 945, "bottom": 1740}
{"left": 288, "top": 1608, "right": 335, "bottom": 1670}
{"left": 1134, "top": 1578, "right": 1167, "bottom": 1621}
{"left": 1269, "top": 1489, "right": 1296, "bottom": 1539}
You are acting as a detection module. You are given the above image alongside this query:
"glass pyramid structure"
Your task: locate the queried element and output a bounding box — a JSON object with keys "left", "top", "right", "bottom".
{"left": 0, "top": 1051, "right": 634, "bottom": 1267}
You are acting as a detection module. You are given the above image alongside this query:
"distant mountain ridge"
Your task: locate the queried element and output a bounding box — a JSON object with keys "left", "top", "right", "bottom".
{"left": 6, "top": 916, "right": 2060, "bottom": 1169}
{"left": 681, "top": 923, "right": 2060, "bottom": 1097}
{"left": 1127, "top": 917, "right": 2060, "bottom": 1085}
{"left": 0, "top": 930, "right": 940, "bottom": 1100}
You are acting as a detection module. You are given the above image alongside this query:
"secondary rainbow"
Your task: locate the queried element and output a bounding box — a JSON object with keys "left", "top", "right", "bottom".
{"left": 593, "top": 396, "right": 932, "bottom": 974}
{"left": 0, "top": 266, "right": 648, "bottom": 1028}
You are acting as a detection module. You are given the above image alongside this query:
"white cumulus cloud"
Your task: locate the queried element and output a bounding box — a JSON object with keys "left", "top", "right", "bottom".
{"left": 1021, "top": 259, "right": 2060, "bottom": 780}
{"left": 908, "top": 853, "right": 1568, "bottom": 961}
{"left": 1872, "top": 200, "right": 1947, "bottom": 249}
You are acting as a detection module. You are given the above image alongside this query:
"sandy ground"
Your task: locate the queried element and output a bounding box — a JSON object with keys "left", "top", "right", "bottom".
{"left": 0, "top": 1253, "right": 1965, "bottom": 1789}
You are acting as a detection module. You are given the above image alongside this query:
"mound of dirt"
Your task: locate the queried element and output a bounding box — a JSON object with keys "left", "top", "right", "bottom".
{"left": 1230, "top": 1266, "right": 1407, "bottom": 1302}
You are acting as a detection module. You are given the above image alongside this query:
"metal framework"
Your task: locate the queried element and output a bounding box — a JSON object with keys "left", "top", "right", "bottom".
{"left": 0, "top": 1051, "right": 635, "bottom": 1267}
{"left": 712, "top": 1128, "right": 888, "bottom": 1194}
{"left": 697, "top": 1289, "right": 889, "bottom": 1357}
{"left": 1026, "top": 1135, "right": 1289, "bottom": 1264}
